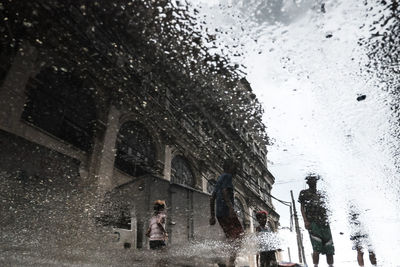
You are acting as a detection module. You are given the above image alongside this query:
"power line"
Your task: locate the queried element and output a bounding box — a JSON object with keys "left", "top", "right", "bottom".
{"left": 148, "top": 92, "right": 292, "bottom": 207}
{"left": 122, "top": 90, "right": 292, "bottom": 215}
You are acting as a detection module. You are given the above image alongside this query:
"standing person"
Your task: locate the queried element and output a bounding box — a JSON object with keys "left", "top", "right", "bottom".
{"left": 298, "top": 175, "right": 334, "bottom": 267}
{"left": 209, "top": 158, "right": 244, "bottom": 267}
{"left": 146, "top": 200, "right": 168, "bottom": 250}
{"left": 348, "top": 205, "right": 377, "bottom": 266}
{"left": 255, "top": 210, "right": 278, "bottom": 267}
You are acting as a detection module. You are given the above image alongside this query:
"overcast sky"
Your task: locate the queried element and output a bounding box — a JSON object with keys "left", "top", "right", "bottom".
{"left": 188, "top": 0, "right": 400, "bottom": 265}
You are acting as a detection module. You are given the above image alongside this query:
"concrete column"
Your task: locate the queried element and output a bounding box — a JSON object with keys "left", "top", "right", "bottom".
{"left": 202, "top": 176, "right": 208, "bottom": 193}
{"left": 248, "top": 208, "right": 257, "bottom": 267}
{"left": 0, "top": 42, "right": 37, "bottom": 131}
{"left": 249, "top": 208, "right": 255, "bottom": 233}
{"left": 163, "top": 145, "right": 172, "bottom": 181}
{"left": 130, "top": 206, "right": 137, "bottom": 249}
{"left": 154, "top": 159, "right": 164, "bottom": 177}
{"left": 90, "top": 105, "right": 120, "bottom": 192}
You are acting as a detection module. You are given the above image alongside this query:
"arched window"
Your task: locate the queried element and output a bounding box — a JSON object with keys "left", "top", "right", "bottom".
{"left": 171, "top": 155, "right": 194, "bottom": 187}
{"left": 114, "top": 121, "right": 156, "bottom": 177}
{"left": 234, "top": 197, "right": 246, "bottom": 229}
{"left": 0, "top": 40, "right": 17, "bottom": 86}
{"left": 22, "top": 68, "right": 97, "bottom": 151}
{"left": 207, "top": 179, "right": 216, "bottom": 194}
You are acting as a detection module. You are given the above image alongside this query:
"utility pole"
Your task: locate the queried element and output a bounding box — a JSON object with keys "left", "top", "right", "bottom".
{"left": 290, "top": 190, "right": 306, "bottom": 265}
{"left": 300, "top": 231, "right": 307, "bottom": 265}
{"left": 290, "top": 203, "right": 294, "bottom": 232}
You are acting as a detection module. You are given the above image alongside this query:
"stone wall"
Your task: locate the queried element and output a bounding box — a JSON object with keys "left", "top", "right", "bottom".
{"left": 0, "top": 129, "right": 88, "bottom": 248}
{"left": 99, "top": 175, "right": 225, "bottom": 249}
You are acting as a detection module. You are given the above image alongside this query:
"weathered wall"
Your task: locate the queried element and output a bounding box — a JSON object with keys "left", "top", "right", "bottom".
{"left": 103, "top": 175, "right": 225, "bottom": 249}
{"left": 0, "top": 129, "right": 88, "bottom": 247}
{"left": 0, "top": 36, "right": 276, "bottom": 267}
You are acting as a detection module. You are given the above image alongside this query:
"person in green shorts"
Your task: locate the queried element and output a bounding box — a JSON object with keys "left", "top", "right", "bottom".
{"left": 298, "top": 175, "right": 334, "bottom": 267}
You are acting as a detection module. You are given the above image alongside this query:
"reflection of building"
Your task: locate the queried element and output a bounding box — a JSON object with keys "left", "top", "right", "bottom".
{"left": 0, "top": 2, "right": 279, "bottom": 266}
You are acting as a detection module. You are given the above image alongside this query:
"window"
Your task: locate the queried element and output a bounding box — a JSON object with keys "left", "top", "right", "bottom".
{"left": 114, "top": 121, "right": 156, "bottom": 177}
{"left": 171, "top": 155, "right": 194, "bottom": 187}
{"left": 0, "top": 37, "right": 17, "bottom": 86}
{"left": 115, "top": 207, "right": 131, "bottom": 230}
{"left": 22, "top": 68, "right": 97, "bottom": 151}
{"left": 207, "top": 178, "right": 216, "bottom": 194}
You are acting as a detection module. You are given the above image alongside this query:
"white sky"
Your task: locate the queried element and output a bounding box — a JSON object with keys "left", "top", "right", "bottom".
{"left": 188, "top": 0, "right": 400, "bottom": 266}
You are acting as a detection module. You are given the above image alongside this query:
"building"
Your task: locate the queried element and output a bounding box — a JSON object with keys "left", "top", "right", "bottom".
{"left": 0, "top": 1, "right": 279, "bottom": 266}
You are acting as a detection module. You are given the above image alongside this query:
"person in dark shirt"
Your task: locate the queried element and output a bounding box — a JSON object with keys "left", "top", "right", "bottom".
{"left": 298, "top": 175, "right": 334, "bottom": 267}
{"left": 210, "top": 158, "right": 244, "bottom": 267}
{"left": 348, "top": 204, "right": 377, "bottom": 266}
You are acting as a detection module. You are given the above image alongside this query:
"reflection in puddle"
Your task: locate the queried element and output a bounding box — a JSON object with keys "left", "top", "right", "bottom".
{"left": 1, "top": 233, "right": 282, "bottom": 266}
{"left": 1, "top": 0, "right": 400, "bottom": 266}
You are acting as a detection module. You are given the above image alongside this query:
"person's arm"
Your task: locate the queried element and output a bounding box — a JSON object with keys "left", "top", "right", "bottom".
{"left": 210, "top": 176, "right": 223, "bottom": 225}
{"left": 298, "top": 191, "right": 310, "bottom": 230}
{"left": 300, "top": 204, "right": 311, "bottom": 230}
{"left": 209, "top": 193, "right": 216, "bottom": 225}
{"left": 157, "top": 214, "right": 168, "bottom": 240}
{"left": 145, "top": 227, "right": 151, "bottom": 237}
{"left": 157, "top": 215, "right": 167, "bottom": 233}
{"left": 222, "top": 188, "right": 235, "bottom": 218}
{"left": 145, "top": 219, "right": 152, "bottom": 237}
{"left": 255, "top": 226, "right": 260, "bottom": 267}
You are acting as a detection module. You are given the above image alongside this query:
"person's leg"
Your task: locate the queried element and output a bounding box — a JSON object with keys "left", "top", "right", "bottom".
{"left": 219, "top": 215, "right": 244, "bottom": 267}
{"left": 312, "top": 251, "right": 320, "bottom": 266}
{"left": 369, "top": 251, "right": 377, "bottom": 266}
{"left": 326, "top": 253, "right": 334, "bottom": 266}
{"left": 228, "top": 236, "right": 244, "bottom": 267}
{"left": 149, "top": 240, "right": 156, "bottom": 250}
{"left": 227, "top": 255, "right": 235, "bottom": 267}
{"left": 217, "top": 217, "right": 231, "bottom": 239}
{"left": 357, "top": 247, "right": 364, "bottom": 266}
{"left": 217, "top": 216, "right": 236, "bottom": 267}
{"left": 319, "top": 224, "right": 335, "bottom": 266}
{"left": 265, "top": 251, "right": 276, "bottom": 267}
{"left": 260, "top": 252, "right": 267, "bottom": 267}
{"left": 309, "top": 223, "right": 323, "bottom": 267}
{"left": 217, "top": 216, "right": 244, "bottom": 240}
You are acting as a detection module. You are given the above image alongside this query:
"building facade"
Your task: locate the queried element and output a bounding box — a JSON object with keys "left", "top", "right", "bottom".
{"left": 0, "top": 1, "right": 279, "bottom": 266}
